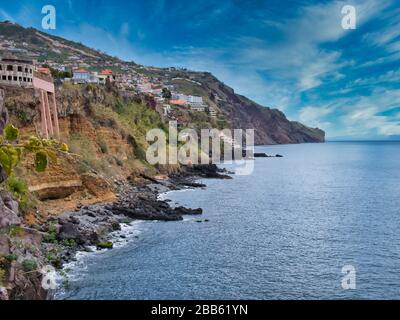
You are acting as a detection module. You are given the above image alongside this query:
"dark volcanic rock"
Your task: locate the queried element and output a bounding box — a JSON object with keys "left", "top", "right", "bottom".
{"left": 176, "top": 164, "right": 232, "bottom": 181}
{"left": 254, "top": 153, "right": 268, "bottom": 157}
{"left": 112, "top": 206, "right": 183, "bottom": 221}
{"left": 0, "top": 192, "right": 21, "bottom": 228}
{"left": 58, "top": 223, "right": 82, "bottom": 243}
{"left": 173, "top": 206, "right": 203, "bottom": 215}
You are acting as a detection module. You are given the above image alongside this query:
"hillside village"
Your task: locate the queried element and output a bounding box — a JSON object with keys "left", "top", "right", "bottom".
{"left": 0, "top": 20, "right": 324, "bottom": 145}
{"left": 0, "top": 21, "right": 219, "bottom": 125}
{"left": 0, "top": 57, "right": 217, "bottom": 123}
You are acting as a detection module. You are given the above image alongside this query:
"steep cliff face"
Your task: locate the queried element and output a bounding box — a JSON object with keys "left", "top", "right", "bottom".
{"left": 1, "top": 84, "right": 158, "bottom": 217}
{"left": 197, "top": 73, "right": 325, "bottom": 145}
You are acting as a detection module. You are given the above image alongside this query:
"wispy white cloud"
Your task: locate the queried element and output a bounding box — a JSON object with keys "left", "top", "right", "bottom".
{"left": 5, "top": 0, "right": 398, "bottom": 138}
{"left": 0, "top": 9, "right": 14, "bottom": 21}
{"left": 299, "top": 105, "right": 335, "bottom": 131}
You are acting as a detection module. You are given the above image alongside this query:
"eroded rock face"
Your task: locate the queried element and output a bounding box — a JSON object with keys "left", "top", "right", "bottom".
{"left": 0, "top": 192, "right": 21, "bottom": 228}
{"left": 82, "top": 173, "right": 113, "bottom": 197}
{"left": 0, "top": 192, "right": 47, "bottom": 301}
{"left": 0, "top": 234, "right": 10, "bottom": 256}
{"left": 0, "top": 88, "right": 9, "bottom": 132}
{"left": 0, "top": 89, "right": 9, "bottom": 183}
{"left": 58, "top": 223, "right": 82, "bottom": 243}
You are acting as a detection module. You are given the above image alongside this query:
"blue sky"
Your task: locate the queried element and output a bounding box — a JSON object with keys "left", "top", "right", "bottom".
{"left": 1, "top": 0, "right": 400, "bottom": 139}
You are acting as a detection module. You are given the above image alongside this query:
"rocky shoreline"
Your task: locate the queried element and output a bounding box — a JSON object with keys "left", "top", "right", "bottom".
{"left": 45, "top": 164, "right": 231, "bottom": 299}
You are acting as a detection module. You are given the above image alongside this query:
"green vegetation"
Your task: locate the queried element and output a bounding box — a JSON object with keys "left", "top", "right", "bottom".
{"left": 6, "top": 176, "right": 28, "bottom": 209}
{"left": 162, "top": 88, "right": 172, "bottom": 99}
{"left": 0, "top": 267, "right": 5, "bottom": 286}
{"left": 22, "top": 259, "right": 37, "bottom": 272}
{"left": 61, "top": 239, "right": 76, "bottom": 247}
{"left": 115, "top": 158, "right": 123, "bottom": 167}
{"left": 0, "top": 124, "right": 69, "bottom": 176}
{"left": 43, "top": 222, "right": 58, "bottom": 244}
{"left": 98, "top": 140, "right": 108, "bottom": 154}
{"left": 0, "top": 124, "right": 69, "bottom": 212}
{"left": 90, "top": 95, "right": 167, "bottom": 163}
{"left": 96, "top": 241, "right": 113, "bottom": 249}
{"left": 8, "top": 225, "right": 24, "bottom": 237}
{"left": 5, "top": 254, "right": 18, "bottom": 262}
{"left": 68, "top": 133, "right": 113, "bottom": 174}
{"left": 42, "top": 64, "right": 72, "bottom": 79}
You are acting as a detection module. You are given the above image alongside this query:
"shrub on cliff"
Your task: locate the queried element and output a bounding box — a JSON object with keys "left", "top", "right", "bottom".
{"left": 97, "top": 241, "right": 113, "bottom": 249}
{"left": 6, "top": 176, "right": 28, "bottom": 209}
{"left": 22, "top": 259, "right": 37, "bottom": 272}
{"left": 0, "top": 124, "right": 69, "bottom": 177}
{"left": 0, "top": 123, "right": 70, "bottom": 211}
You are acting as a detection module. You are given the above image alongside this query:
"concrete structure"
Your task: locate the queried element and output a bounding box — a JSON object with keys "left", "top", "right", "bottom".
{"left": 0, "top": 56, "right": 34, "bottom": 87}
{"left": 33, "top": 70, "right": 60, "bottom": 140}
{"left": 162, "top": 104, "right": 171, "bottom": 116}
{"left": 0, "top": 88, "right": 9, "bottom": 131}
{"left": 190, "top": 105, "right": 206, "bottom": 112}
{"left": 208, "top": 107, "right": 217, "bottom": 118}
{"left": 0, "top": 56, "right": 60, "bottom": 139}
{"left": 172, "top": 93, "right": 207, "bottom": 110}
{"left": 72, "top": 68, "right": 90, "bottom": 83}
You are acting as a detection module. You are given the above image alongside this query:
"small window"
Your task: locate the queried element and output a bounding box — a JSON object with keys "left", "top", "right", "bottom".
{"left": 25, "top": 68, "right": 28, "bottom": 73}
{"left": 0, "top": 65, "right": 2, "bottom": 70}
{"left": 7, "top": 65, "right": 13, "bottom": 71}
{"left": 2, "top": 75, "right": 6, "bottom": 80}
{"left": 13, "top": 76, "right": 17, "bottom": 81}
{"left": 29, "top": 69, "right": 32, "bottom": 73}
{"left": 8, "top": 76, "right": 12, "bottom": 81}
{"left": 23, "top": 77, "right": 26, "bottom": 82}
{"left": 19, "top": 77, "right": 22, "bottom": 81}
{"left": 17, "top": 66, "right": 22, "bottom": 72}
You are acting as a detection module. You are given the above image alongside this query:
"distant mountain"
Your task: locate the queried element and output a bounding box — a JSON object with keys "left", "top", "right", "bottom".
{"left": 0, "top": 21, "right": 325, "bottom": 144}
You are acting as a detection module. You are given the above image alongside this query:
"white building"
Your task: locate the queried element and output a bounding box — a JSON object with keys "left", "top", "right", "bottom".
{"left": 172, "top": 93, "right": 207, "bottom": 111}
{"left": 162, "top": 104, "right": 171, "bottom": 116}
{"left": 72, "top": 69, "right": 99, "bottom": 84}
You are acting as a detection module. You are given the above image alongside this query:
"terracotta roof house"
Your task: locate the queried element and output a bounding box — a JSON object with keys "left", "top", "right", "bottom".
{"left": 98, "top": 69, "right": 116, "bottom": 84}
{"left": 169, "top": 99, "right": 187, "bottom": 106}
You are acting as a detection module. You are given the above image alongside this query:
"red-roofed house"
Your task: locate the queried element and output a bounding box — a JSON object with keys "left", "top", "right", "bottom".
{"left": 98, "top": 69, "right": 116, "bottom": 84}
{"left": 169, "top": 99, "right": 187, "bottom": 106}
{"left": 36, "top": 67, "right": 51, "bottom": 75}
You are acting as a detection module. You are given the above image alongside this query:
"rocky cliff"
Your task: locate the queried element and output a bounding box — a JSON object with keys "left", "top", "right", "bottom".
{"left": 167, "top": 71, "right": 325, "bottom": 145}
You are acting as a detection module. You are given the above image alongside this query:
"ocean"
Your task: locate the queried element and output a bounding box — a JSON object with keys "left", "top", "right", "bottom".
{"left": 56, "top": 142, "right": 400, "bottom": 300}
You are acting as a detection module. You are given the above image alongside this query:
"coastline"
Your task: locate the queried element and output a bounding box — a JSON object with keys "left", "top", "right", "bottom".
{"left": 49, "top": 164, "right": 232, "bottom": 299}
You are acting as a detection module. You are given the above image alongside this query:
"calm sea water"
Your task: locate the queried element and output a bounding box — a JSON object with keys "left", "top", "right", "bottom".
{"left": 57, "top": 142, "right": 400, "bottom": 300}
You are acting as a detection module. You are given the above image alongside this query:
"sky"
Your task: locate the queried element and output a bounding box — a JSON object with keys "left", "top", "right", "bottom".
{"left": 1, "top": 0, "right": 400, "bottom": 140}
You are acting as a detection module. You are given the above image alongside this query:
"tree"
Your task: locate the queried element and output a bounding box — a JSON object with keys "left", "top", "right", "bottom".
{"left": 0, "top": 124, "right": 69, "bottom": 183}
{"left": 162, "top": 88, "right": 172, "bottom": 100}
